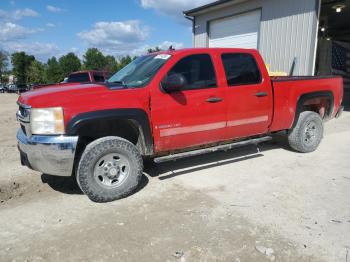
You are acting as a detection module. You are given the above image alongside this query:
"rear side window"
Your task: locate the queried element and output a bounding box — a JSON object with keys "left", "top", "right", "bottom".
{"left": 221, "top": 53, "right": 261, "bottom": 86}
{"left": 165, "top": 54, "right": 217, "bottom": 90}
{"left": 93, "top": 74, "right": 105, "bottom": 82}
{"left": 67, "top": 73, "right": 90, "bottom": 83}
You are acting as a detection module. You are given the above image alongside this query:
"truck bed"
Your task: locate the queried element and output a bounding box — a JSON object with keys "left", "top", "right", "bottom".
{"left": 269, "top": 75, "right": 343, "bottom": 132}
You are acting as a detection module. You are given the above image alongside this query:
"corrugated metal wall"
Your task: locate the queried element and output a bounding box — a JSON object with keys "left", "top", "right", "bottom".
{"left": 192, "top": 0, "right": 318, "bottom": 75}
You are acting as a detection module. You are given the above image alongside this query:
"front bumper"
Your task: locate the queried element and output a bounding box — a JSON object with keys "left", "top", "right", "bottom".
{"left": 17, "top": 129, "right": 78, "bottom": 176}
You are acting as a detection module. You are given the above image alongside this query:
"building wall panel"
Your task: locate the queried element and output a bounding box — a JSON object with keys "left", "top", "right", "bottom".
{"left": 192, "top": 0, "right": 318, "bottom": 75}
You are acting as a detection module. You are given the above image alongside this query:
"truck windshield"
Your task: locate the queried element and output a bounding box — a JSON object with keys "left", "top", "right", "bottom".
{"left": 107, "top": 54, "right": 171, "bottom": 88}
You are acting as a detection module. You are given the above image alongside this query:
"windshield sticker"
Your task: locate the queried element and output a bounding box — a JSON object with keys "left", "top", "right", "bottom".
{"left": 154, "top": 54, "right": 171, "bottom": 60}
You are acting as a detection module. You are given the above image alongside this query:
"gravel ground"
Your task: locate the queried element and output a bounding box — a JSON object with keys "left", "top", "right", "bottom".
{"left": 0, "top": 93, "right": 349, "bottom": 262}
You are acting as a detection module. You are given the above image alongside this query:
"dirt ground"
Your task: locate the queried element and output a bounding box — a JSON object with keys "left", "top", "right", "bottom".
{"left": 0, "top": 93, "right": 349, "bottom": 262}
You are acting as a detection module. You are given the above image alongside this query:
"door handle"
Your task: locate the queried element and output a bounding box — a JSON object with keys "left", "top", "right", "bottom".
{"left": 255, "top": 91, "right": 268, "bottom": 97}
{"left": 206, "top": 97, "right": 223, "bottom": 103}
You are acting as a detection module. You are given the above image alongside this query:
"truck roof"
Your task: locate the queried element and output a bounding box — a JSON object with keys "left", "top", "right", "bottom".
{"left": 152, "top": 47, "right": 259, "bottom": 56}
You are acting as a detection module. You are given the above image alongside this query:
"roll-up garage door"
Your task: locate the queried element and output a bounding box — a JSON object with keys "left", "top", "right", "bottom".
{"left": 209, "top": 10, "right": 261, "bottom": 49}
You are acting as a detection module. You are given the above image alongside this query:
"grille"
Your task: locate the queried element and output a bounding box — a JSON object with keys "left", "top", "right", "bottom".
{"left": 19, "top": 106, "right": 28, "bottom": 118}
{"left": 17, "top": 103, "right": 31, "bottom": 136}
{"left": 18, "top": 105, "right": 29, "bottom": 120}
{"left": 17, "top": 104, "right": 30, "bottom": 123}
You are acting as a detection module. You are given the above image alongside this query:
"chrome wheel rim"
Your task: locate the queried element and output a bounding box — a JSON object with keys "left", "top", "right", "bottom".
{"left": 304, "top": 120, "right": 318, "bottom": 144}
{"left": 93, "top": 153, "right": 130, "bottom": 188}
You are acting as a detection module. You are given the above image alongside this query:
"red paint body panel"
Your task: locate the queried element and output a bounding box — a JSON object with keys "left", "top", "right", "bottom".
{"left": 218, "top": 49, "right": 274, "bottom": 139}
{"left": 269, "top": 76, "right": 343, "bottom": 131}
{"left": 149, "top": 49, "right": 227, "bottom": 152}
{"left": 19, "top": 84, "right": 151, "bottom": 131}
{"left": 18, "top": 48, "right": 343, "bottom": 155}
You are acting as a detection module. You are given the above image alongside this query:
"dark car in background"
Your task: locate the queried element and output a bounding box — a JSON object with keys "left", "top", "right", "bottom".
{"left": 6, "top": 84, "right": 17, "bottom": 93}
{"left": 33, "top": 70, "right": 110, "bottom": 90}
{"left": 17, "top": 84, "right": 29, "bottom": 93}
{"left": 6, "top": 84, "right": 29, "bottom": 94}
{"left": 67, "top": 70, "right": 109, "bottom": 83}
{"left": 0, "top": 84, "right": 5, "bottom": 93}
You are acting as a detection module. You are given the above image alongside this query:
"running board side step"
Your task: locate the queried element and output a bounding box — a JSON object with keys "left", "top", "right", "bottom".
{"left": 154, "top": 136, "right": 272, "bottom": 163}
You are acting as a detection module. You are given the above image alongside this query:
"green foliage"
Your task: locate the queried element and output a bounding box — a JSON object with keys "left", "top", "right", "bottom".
{"left": 46, "top": 57, "right": 62, "bottom": 83}
{"left": 104, "top": 55, "right": 119, "bottom": 74}
{"left": 117, "top": 55, "right": 132, "bottom": 71}
{"left": 7, "top": 48, "right": 139, "bottom": 85}
{"left": 147, "top": 46, "right": 161, "bottom": 53}
{"left": 83, "top": 48, "right": 125, "bottom": 74}
{"left": 11, "top": 52, "right": 35, "bottom": 84}
{"left": 83, "top": 48, "right": 106, "bottom": 71}
{"left": 1, "top": 74, "right": 9, "bottom": 83}
{"left": 28, "top": 60, "right": 46, "bottom": 84}
{"left": 59, "top": 52, "right": 81, "bottom": 77}
{"left": 0, "top": 50, "right": 9, "bottom": 83}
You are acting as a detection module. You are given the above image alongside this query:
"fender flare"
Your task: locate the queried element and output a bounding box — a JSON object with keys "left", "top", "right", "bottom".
{"left": 292, "top": 91, "right": 334, "bottom": 128}
{"left": 66, "top": 108, "right": 153, "bottom": 155}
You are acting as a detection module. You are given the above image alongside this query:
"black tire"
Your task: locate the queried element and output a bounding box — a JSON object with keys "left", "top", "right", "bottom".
{"left": 288, "top": 111, "right": 324, "bottom": 153}
{"left": 77, "top": 136, "right": 143, "bottom": 202}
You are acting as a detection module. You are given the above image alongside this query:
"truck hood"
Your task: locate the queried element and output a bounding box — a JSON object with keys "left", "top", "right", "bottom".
{"left": 18, "top": 83, "right": 115, "bottom": 108}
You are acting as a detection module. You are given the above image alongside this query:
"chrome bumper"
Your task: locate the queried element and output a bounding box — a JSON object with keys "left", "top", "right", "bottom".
{"left": 17, "top": 129, "right": 78, "bottom": 177}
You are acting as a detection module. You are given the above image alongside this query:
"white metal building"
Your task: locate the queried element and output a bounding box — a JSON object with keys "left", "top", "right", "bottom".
{"left": 184, "top": 0, "right": 350, "bottom": 82}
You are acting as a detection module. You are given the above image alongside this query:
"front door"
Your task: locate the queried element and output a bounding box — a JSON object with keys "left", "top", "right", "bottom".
{"left": 150, "top": 52, "right": 227, "bottom": 153}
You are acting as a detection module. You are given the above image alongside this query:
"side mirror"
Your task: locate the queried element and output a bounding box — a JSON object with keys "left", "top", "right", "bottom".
{"left": 162, "top": 73, "right": 186, "bottom": 93}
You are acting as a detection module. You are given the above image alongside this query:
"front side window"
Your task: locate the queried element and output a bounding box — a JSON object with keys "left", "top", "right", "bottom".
{"left": 164, "top": 54, "right": 217, "bottom": 90}
{"left": 107, "top": 54, "right": 171, "bottom": 88}
{"left": 221, "top": 53, "right": 261, "bottom": 86}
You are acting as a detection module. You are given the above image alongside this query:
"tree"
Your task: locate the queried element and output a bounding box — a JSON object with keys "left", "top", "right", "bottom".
{"left": 0, "top": 50, "right": 9, "bottom": 83}
{"left": 1, "top": 74, "right": 9, "bottom": 84}
{"left": 46, "top": 57, "right": 62, "bottom": 83}
{"left": 11, "top": 52, "right": 35, "bottom": 84}
{"left": 104, "top": 55, "right": 118, "bottom": 74}
{"left": 28, "top": 60, "right": 46, "bottom": 84}
{"left": 147, "top": 46, "right": 161, "bottom": 53}
{"left": 83, "top": 48, "right": 106, "bottom": 70}
{"left": 117, "top": 55, "right": 132, "bottom": 71}
{"left": 59, "top": 52, "right": 81, "bottom": 77}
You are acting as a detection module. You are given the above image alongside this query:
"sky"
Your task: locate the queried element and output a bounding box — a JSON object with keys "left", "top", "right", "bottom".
{"left": 0, "top": 0, "right": 214, "bottom": 62}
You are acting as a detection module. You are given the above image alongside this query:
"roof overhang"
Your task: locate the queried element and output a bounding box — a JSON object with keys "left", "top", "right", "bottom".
{"left": 183, "top": 0, "right": 249, "bottom": 16}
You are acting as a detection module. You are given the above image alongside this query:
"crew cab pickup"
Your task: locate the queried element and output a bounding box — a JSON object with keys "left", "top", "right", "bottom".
{"left": 16, "top": 48, "right": 344, "bottom": 202}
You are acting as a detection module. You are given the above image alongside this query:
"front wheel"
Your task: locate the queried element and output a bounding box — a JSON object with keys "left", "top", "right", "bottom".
{"left": 287, "top": 111, "right": 324, "bottom": 153}
{"left": 77, "top": 136, "right": 143, "bottom": 202}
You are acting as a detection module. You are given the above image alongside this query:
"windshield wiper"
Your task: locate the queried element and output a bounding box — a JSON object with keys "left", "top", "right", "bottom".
{"left": 107, "top": 80, "right": 127, "bottom": 87}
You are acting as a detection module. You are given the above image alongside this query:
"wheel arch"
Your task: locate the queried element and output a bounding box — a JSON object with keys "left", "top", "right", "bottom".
{"left": 66, "top": 109, "right": 154, "bottom": 156}
{"left": 292, "top": 91, "right": 334, "bottom": 129}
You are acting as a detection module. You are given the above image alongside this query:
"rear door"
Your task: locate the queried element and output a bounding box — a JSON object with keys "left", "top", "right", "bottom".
{"left": 150, "top": 52, "right": 227, "bottom": 152}
{"left": 219, "top": 52, "right": 273, "bottom": 139}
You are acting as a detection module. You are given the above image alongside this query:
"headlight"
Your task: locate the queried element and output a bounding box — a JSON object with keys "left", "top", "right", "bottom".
{"left": 30, "top": 107, "right": 65, "bottom": 135}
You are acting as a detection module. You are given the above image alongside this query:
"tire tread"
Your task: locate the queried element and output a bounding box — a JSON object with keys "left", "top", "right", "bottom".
{"left": 288, "top": 111, "right": 323, "bottom": 153}
{"left": 77, "top": 136, "right": 143, "bottom": 202}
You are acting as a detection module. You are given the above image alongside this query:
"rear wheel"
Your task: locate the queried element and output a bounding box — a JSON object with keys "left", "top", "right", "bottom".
{"left": 288, "top": 111, "right": 324, "bottom": 153}
{"left": 77, "top": 136, "right": 143, "bottom": 202}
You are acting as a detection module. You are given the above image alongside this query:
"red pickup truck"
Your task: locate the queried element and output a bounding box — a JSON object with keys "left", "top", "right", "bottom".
{"left": 16, "top": 48, "right": 343, "bottom": 202}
